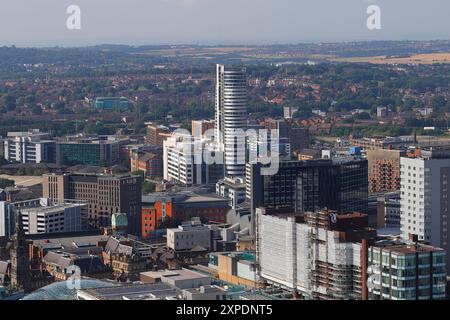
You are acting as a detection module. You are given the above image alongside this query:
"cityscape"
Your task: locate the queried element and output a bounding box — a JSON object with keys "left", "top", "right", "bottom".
{"left": 0, "top": 0, "right": 450, "bottom": 312}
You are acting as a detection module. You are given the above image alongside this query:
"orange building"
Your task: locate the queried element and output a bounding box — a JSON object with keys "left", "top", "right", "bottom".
{"left": 141, "top": 193, "right": 229, "bottom": 240}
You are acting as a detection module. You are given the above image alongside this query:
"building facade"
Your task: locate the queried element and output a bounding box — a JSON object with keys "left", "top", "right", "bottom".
{"left": 20, "top": 202, "right": 87, "bottom": 235}
{"left": 216, "top": 177, "right": 246, "bottom": 210}
{"left": 167, "top": 218, "right": 212, "bottom": 252}
{"left": 215, "top": 64, "right": 248, "bottom": 177}
{"left": 256, "top": 207, "right": 375, "bottom": 300}
{"left": 3, "top": 130, "right": 56, "bottom": 164}
{"left": 146, "top": 123, "right": 171, "bottom": 147}
{"left": 367, "top": 149, "right": 404, "bottom": 193}
{"left": 367, "top": 242, "right": 447, "bottom": 300}
{"left": 42, "top": 172, "right": 142, "bottom": 236}
{"left": 400, "top": 155, "right": 450, "bottom": 273}
{"left": 130, "top": 151, "right": 163, "bottom": 179}
{"left": 56, "top": 135, "right": 126, "bottom": 166}
{"left": 163, "top": 135, "right": 224, "bottom": 186}
{"left": 247, "top": 158, "right": 368, "bottom": 216}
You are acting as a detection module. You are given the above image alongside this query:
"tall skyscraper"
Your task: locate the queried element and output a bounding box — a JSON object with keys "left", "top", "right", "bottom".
{"left": 215, "top": 64, "right": 247, "bottom": 177}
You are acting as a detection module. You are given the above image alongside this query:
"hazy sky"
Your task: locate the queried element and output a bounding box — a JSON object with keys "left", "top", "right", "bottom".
{"left": 0, "top": 0, "right": 449, "bottom": 47}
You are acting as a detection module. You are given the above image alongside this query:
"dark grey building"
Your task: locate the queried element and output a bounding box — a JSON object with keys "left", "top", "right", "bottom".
{"left": 247, "top": 158, "right": 368, "bottom": 215}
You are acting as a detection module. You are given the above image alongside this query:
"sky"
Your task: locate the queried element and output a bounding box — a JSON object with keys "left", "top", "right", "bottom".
{"left": 0, "top": 0, "right": 449, "bottom": 47}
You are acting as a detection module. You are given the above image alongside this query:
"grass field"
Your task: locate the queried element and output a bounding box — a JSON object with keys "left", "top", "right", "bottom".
{"left": 330, "top": 53, "right": 450, "bottom": 65}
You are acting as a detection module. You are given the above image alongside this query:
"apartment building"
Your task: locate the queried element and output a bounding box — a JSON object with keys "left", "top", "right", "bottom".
{"left": 367, "top": 149, "right": 405, "bottom": 193}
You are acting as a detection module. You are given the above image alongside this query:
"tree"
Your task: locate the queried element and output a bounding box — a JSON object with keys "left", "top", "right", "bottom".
{"left": 0, "top": 178, "right": 14, "bottom": 189}
{"left": 0, "top": 94, "right": 17, "bottom": 111}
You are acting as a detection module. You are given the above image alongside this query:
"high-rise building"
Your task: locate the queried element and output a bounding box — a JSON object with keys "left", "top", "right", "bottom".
{"left": 247, "top": 158, "right": 368, "bottom": 215}
{"left": 3, "top": 130, "right": 56, "bottom": 164}
{"left": 367, "top": 149, "right": 404, "bottom": 193}
{"left": 215, "top": 64, "right": 247, "bottom": 177}
{"left": 400, "top": 151, "right": 450, "bottom": 272}
{"left": 42, "top": 172, "right": 142, "bottom": 236}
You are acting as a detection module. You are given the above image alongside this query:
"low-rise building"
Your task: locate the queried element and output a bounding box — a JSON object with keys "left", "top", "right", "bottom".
{"left": 208, "top": 251, "right": 259, "bottom": 288}
{"left": 130, "top": 151, "right": 163, "bottom": 179}
{"left": 167, "top": 218, "right": 211, "bottom": 252}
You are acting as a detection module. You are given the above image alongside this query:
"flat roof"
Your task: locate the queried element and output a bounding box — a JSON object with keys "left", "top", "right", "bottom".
{"left": 79, "top": 283, "right": 178, "bottom": 300}
{"left": 141, "top": 268, "right": 209, "bottom": 282}
{"left": 31, "top": 234, "right": 110, "bottom": 250}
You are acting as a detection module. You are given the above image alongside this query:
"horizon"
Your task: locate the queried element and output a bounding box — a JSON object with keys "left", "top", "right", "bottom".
{"left": 3, "top": 38, "right": 450, "bottom": 50}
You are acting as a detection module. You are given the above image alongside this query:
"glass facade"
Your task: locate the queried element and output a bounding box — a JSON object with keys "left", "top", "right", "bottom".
{"left": 253, "top": 159, "right": 368, "bottom": 214}
{"left": 367, "top": 246, "right": 447, "bottom": 300}
{"left": 57, "top": 143, "right": 118, "bottom": 166}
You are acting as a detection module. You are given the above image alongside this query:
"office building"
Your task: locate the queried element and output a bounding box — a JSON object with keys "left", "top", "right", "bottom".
{"left": 56, "top": 135, "right": 127, "bottom": 166}
{"left": 3, "top": 130, "right": 56, "bottom": 164}
{"left": 163, "top": 134, "right": 224, "bottom": 186}
{"left": 146, "top": 123, "right": 171, "bottom": 147}
{"left": 215, "top": 64, "right": 247, "bottom": 177}
{"left": 94, "top": 97, "right": 130, "bottom": 110}
{"left": 20, "top": 200, "right": 87, "bottom": 235}
{"left": 216, "top": 177, "right": 246, "bottom": 209}
{"left": 367, "top": 241, "right": 447, "bottom": 300}
{"left": 247, "top": 158, "right": 368, "bottom": 215}
{"left": 141, "top": 190, "right": 229, "bottom": 239}
{"left": 167, "top": 218, "right": 212, "bottom": 252}
{"left": 42, "top": 172, "right": 142, "bottom": 236}
{"left": 400, "top": 152, "right": 450, "bottom": 272}
{"left": 367, "top": 149, "right": 404, "bottom": 193}
{"left": 2, "top": 198, "right": 87, "bottom": 236}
